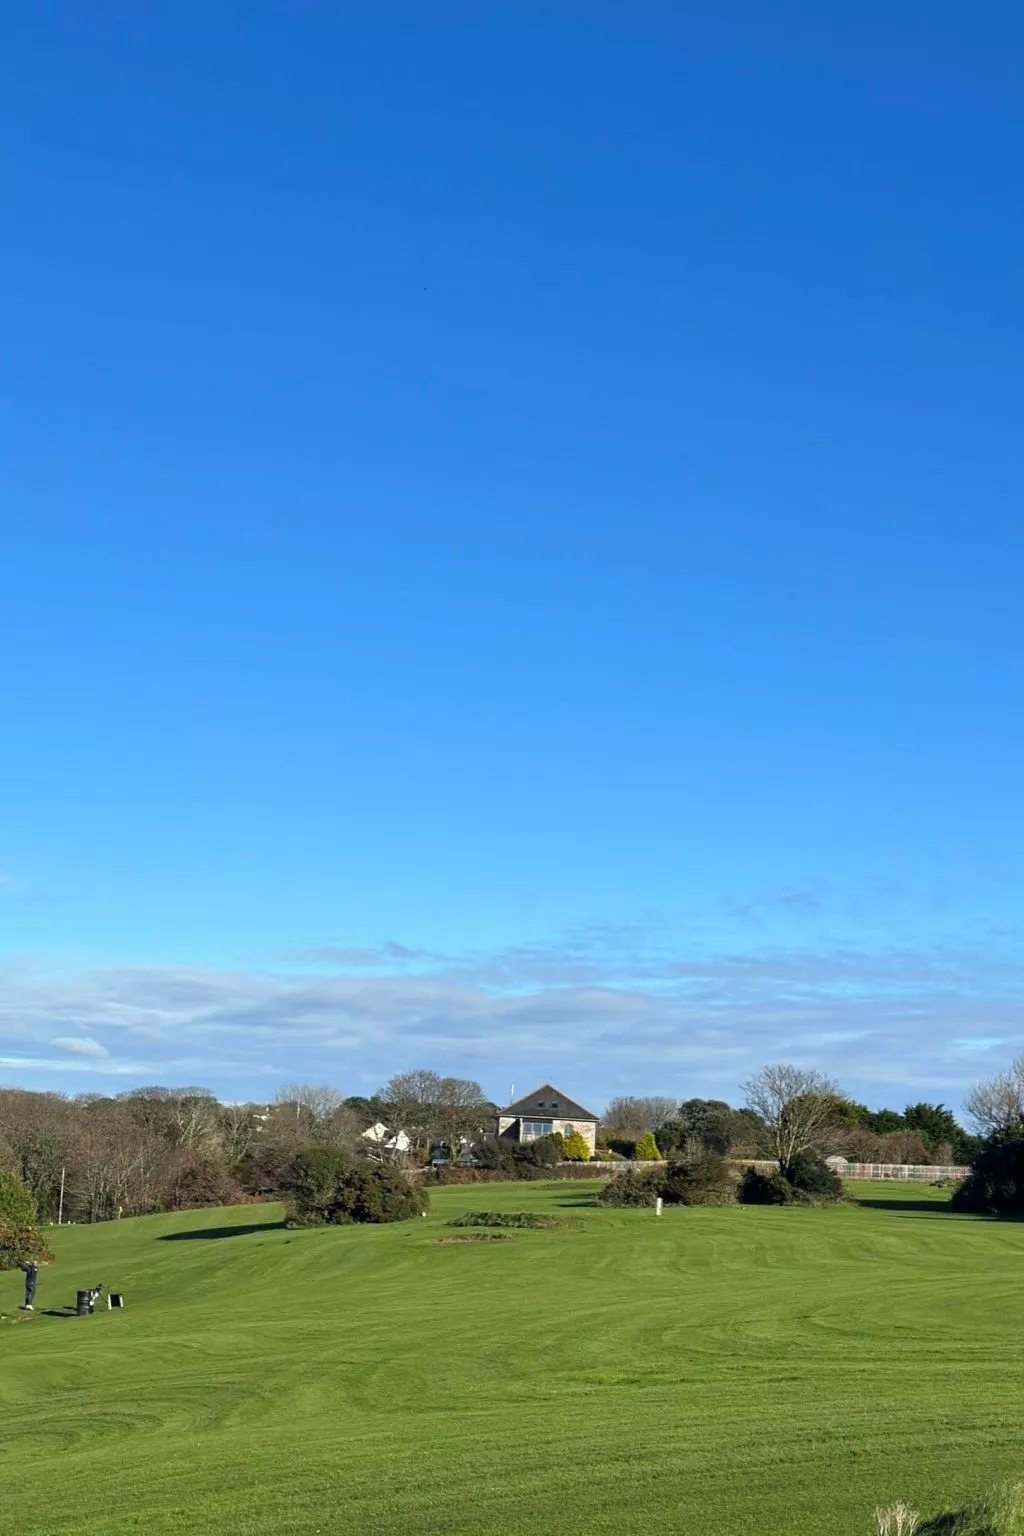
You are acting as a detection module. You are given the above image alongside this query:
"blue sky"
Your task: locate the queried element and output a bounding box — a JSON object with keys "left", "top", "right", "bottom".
{"left": 2, "top": 3, "right": 1022, "bottom": 1112}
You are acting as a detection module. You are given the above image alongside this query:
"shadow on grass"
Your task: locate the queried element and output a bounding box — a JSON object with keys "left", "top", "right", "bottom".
{"left": 556, "top": 1198, "right": 600, "bottom": 1208}
{"left": 853, "top": 1195, "right": 957, "bottom": 1214}
{"left": 159, "top": 1221, "right": 287, "bottom": 1242}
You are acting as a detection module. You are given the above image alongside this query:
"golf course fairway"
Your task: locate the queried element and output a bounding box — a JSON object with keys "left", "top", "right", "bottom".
{"left": 2, "top": 1180, "right": 1021, "bottom": 1534}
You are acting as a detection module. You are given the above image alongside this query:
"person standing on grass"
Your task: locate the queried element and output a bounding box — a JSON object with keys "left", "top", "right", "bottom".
{"left": 20, "top": 1259, "right": 39, "bottom": 1311}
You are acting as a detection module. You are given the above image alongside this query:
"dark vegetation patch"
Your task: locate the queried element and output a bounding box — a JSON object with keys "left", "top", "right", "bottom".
{"left": 598, "top": 1153, "right": 736, "bottom": 1208}
{"left": 448, "top": 1210, "right": 573, "bottom": 1229}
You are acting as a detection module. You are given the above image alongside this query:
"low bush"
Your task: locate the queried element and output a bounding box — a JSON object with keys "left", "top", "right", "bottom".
{"left": 738, "top": 1153, "right": 843, "bottom": 1206}
{"left": 738, "top": 1167, "right": 796, "bottom": 1205}
{"left": 786, "top": 1151, "right": 844, "bottom": 1202}
{"left": 285, "top": 1149, "right": 428, "bottom": 1226}
{"left": 951, "top": 1134, "right": 1024, "bottom": 1216}
{"left": 0, "top": 1217, "right": 53, "bottom": 1271}
{"left": 597, "top": 1170, "right": 662, "bottom": 1207}
{"left": 661, "top": 1153, "right": 736, "bottom": 1206}
{"left": 448, "top": 1210, "right": 566, "bottom": 1229}
{"left": 599, "top": 1154, "right": 737, "bottom": 1208}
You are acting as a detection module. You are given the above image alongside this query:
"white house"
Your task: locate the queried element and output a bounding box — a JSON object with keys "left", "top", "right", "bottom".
{"left": 361, "top": 1122, "right": 412, "bottom": 1155}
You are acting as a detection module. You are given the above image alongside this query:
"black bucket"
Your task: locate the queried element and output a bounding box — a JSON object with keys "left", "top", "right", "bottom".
{"left": 76, "top": 1290, "right": 93, "bottom": 1316}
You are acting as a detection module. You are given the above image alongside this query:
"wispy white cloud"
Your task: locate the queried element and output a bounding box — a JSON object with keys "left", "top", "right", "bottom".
{"left": 1, "top": 923, "right": 1022, "bottom": 1107}
{"left": 51, "top": 1035, "right": 109, "bottom": 1058}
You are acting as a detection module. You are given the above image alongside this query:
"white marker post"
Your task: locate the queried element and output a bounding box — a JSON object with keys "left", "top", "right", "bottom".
{"left": 655, "top": 1197, "right": 663, "bottom": 1217}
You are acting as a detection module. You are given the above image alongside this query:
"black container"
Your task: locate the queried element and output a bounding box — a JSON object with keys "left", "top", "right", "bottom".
{"left": 76, "top": 1290, "right": 93, "bottom": 1316}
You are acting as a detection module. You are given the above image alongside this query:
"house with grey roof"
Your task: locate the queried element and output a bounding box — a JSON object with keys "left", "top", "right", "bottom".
{"left": 497, "top": 1084, "right": 598, "bottom": 1156}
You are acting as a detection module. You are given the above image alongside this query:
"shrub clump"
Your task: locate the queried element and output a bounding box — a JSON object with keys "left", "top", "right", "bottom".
{"left": 951, "top": 1133, "right": 1024, "bottom": 1216}
{"left": 661, "top": 1153, "right": 735, "bottom": 1206}
{"left": 738, "top": 1152, "right": 843, "bottom": 1206}
{"left": 738, "top": 1167, "right": 795, "bottom": 1205}
{"left": 285, "top": 1149, "right": 428, "bottom": 1227}
{"left": 0, "top": 1218, "right": 53, "bottom": 1272}
{"left": 598, "top": 1155, "right": 736, "bottom": 1209}
{"left": 787, "top": 1151, "right": 844, "bottom": 1201}
{"left": 633, "top": 1132, "right": 662, "bottom": 1162}
{"left": 448, "top": 1210, "right": 566, "bottom": 1229}
{"left": 597, "top": 1169, "right": 663, "bottom": 1207}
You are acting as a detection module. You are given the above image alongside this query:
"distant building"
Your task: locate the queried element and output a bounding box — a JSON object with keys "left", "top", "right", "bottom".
{"left": 497, "top": 1084, "right": 598, "bottom": 1157}
{"left": 361, "top": 1122, "right": 412, "bottom": 1155}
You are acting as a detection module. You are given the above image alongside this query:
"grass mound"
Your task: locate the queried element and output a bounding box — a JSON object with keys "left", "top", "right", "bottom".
{"left": 448, "top": 1209, "right": 567, "bottom": 1229}
{"left": 436, "top": 1233, "right": 514, "bottom": 1245}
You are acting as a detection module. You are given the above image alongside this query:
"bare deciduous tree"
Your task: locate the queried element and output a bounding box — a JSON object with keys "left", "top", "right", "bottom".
{"left": 434, "top": 1077, "right": 491, "bottom": 1151}
{"left": 742, "top": 1064, "right": 841, "bottom": 1175}
{"left": 380, "top": 1070, "right": 443, "bottom": 1148}
{"left": 964, "top": 1056, "right": 1024, "bottom": 1136}
{"left": 275, "top": 1084, "right": 347, "bottom": 1122}
{"left": 602, "top": 1096, "right": 679, "bottom": 1138}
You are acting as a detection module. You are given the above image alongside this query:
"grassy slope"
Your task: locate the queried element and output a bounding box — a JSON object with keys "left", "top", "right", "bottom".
{"left": 1, "top": 1181, "right": 1021, "bottom": 1535}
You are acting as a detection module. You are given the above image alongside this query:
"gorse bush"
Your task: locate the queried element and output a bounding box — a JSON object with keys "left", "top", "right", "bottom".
{"left": 737, "top": 1153, "right": 843, "bottom": 1206}
{"left": 661, "top": 1153, "right": 735, "bottom": 1206}
{"left": 738, "top": 1167, "right": 794, "bottom": 1205}
{"left": 285, "top": 1149, "right": 428, "bottom": 1226}
{"left": 787, "top": 1151, "right": 844, "bottom": 1201}
{"left": 952, "top": 1133, "right": 1024, "bottom": 1216}
{"left": 598, "top": 1155, "right": 736, "bottom": 1209}
{"left": 0, "top": 1172, "right": 36, "bottom": 1228}
{"left": 597, "top": 1169, "right": 662, "bottom": 1207}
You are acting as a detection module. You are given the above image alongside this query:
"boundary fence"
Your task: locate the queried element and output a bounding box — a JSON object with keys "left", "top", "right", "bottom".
{"left": 585, "top": 1159, "right": 970, "bottom": 1181}
{"left": 827, "top": 1159, "right": 969, "bottom": 1182}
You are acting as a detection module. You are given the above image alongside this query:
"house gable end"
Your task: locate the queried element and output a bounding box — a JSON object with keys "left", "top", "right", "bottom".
{"left": 500, "top": 1083, "right": 598, "bottom": 1122}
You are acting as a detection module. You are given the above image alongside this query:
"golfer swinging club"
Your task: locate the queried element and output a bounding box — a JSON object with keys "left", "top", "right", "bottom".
{"left": 20, "top": 1259, "right": 39, "bottom": 1312}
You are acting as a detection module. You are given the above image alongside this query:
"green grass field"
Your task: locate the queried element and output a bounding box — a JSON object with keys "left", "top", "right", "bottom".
{"left": 2, "top": 1180, "right": 1021, "bottom": 1535}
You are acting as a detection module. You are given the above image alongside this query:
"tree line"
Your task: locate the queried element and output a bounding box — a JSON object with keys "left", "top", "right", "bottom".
{"left": 0, "top": 1058, "right": 1003, "bottom": 1225}
{"left": 601, "top": 1074, "right": 978, "bottom": 1166}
